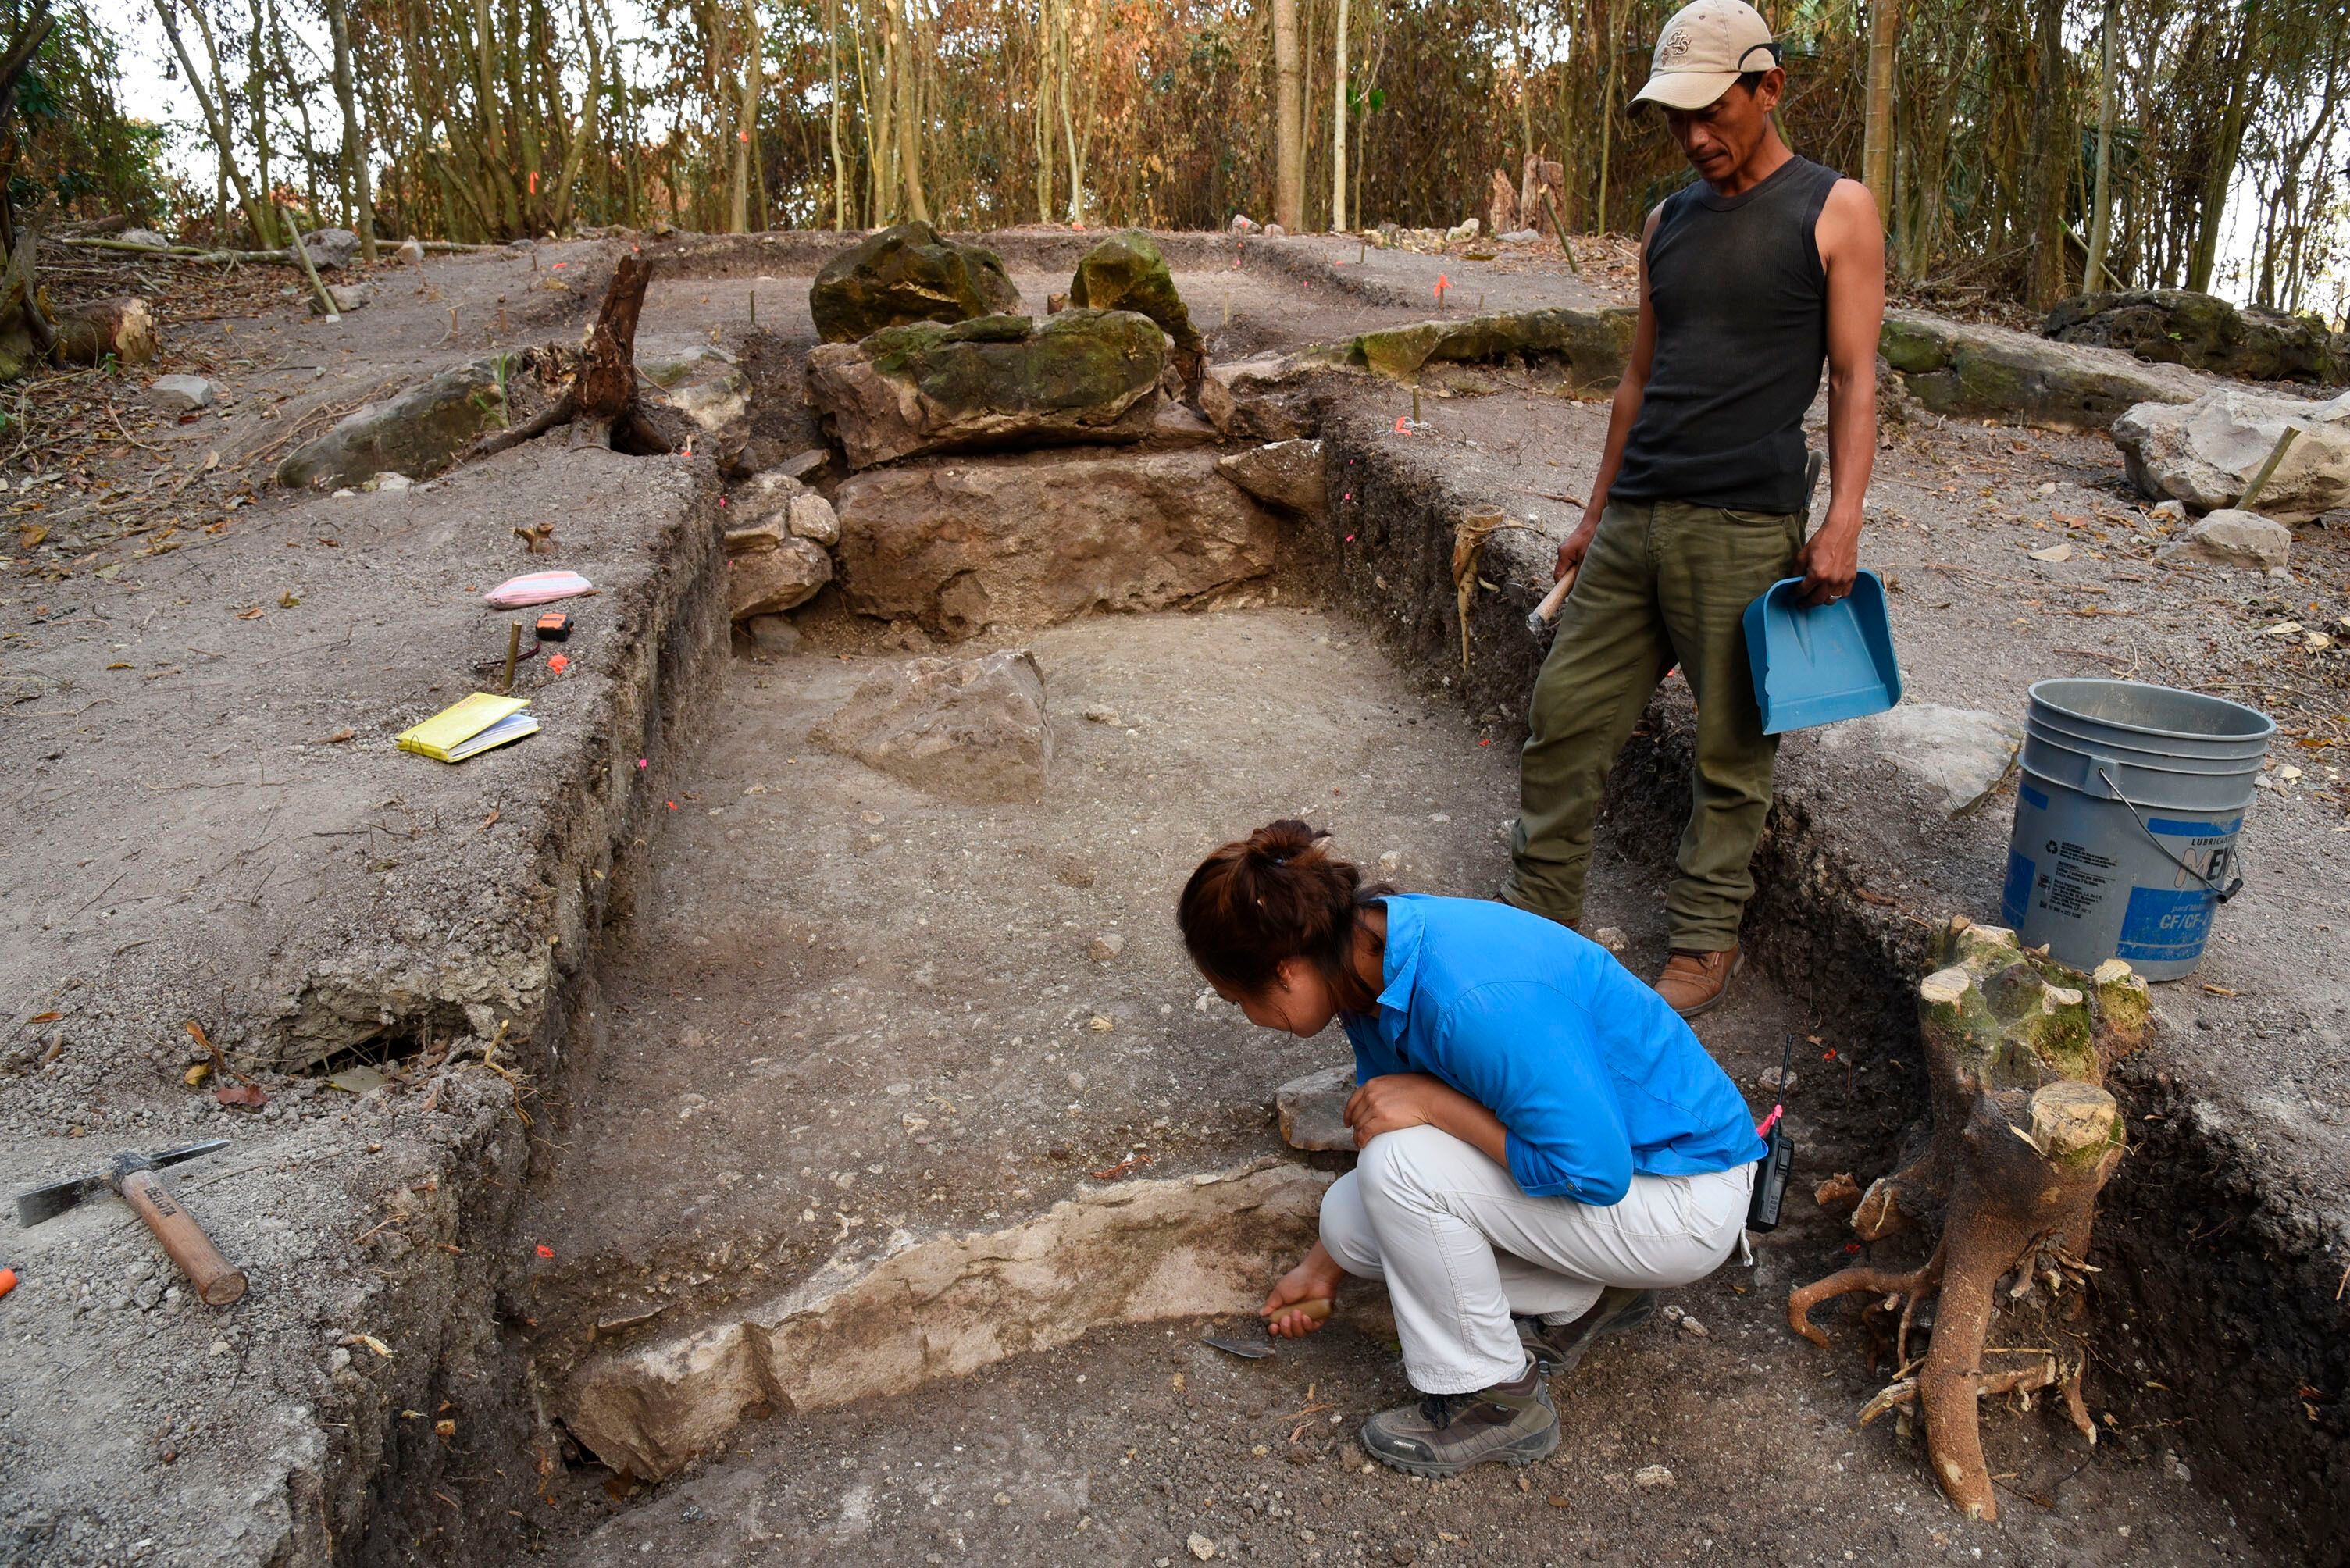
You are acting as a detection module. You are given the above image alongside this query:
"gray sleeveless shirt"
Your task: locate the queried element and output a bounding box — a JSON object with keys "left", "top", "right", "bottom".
{"left": 1609, "top": 155, "right": 1842, "bottom": 515}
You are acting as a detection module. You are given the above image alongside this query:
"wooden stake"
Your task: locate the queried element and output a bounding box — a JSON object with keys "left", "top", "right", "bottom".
{"left": 282, "top": 205, "right": 339, "bottom": 321}
{"left": 1411, "top": 384, "right": 1421, "bottom": 424}
{"left": 2236, "top": 426, "right": 2300, "bottom": 512}
{"left": 501, "top": 622, "right": 522, "bottom": 693}
{"left": 749, "top": 290, "right": 758, "bottom": 327}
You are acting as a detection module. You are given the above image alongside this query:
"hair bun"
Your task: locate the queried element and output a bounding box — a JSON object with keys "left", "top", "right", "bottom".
{"left": 1246, "top": 818, "right": 1325, "bottom": 868}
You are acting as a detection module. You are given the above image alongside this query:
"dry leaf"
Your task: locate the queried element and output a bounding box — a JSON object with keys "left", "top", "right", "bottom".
{"left": 106, "top": 661, "right": 131, "bottom": 670}
{"left": 184, "top": 1062, "right": 212, "bottom": 1087}
{"left": 341, "top": 1332, "right": 394, "bottom": 1358}
{"left": 279, "top": 590, "right": 301, "bottom": 608}
{"left": 2027, "top": 543, "right": 2072, "bottom": 563}
{"left": 184, "top": 1019, "right": 212, "bottom": 1050}
{"left": 479, "top": 809, "right": 501, "bottom": 831}
{"left": 28, "top": 1010, "right": 61, "bottom": 1025}
{"left": 237, "top": 605, "right": 265, "bottom": 620}
{"left": 215, "top": 1082, "right": 267, "bottom": 1108}
{"left": 201, "top": 450, "right": 219, "bottom": 472}
{"left": 322, "top": 727, "right": 356, "bottom": 744}
{"left": 17, "top": 524, "right": 46, "bottom": 548}
{"left": 2261, "top": 621, "right": 2305, "bottom": 636}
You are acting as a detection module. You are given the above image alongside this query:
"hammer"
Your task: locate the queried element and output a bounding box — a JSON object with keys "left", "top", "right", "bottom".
{"left": 14, "top": 1139, "right": 247, "bottom": 1306}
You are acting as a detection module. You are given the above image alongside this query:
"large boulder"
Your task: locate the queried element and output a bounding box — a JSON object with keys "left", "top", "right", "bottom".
{"left": 809, "top": 649, "right": 1052, "bottom": 804}
{"left": 804, "top": 309, "right": 1169, "bottom": 469}
{"left": 832, "top": 447, "right": 1280, "bottom": 639}
{"left": 808, "top": 221, "right": 1022, "bottom": 344}
{"left": 1879, "top": 311, "right": 2206, "bottom": 432}
{"left": 1347, "top": 307, "right": 1636, "bottom": 390}
{"left": 2109, "top": 387, "right": 2350, "bottom": 522}
{"left": 1068, "top": 230, "right": 1201, "bottom": 355}
{"left": 2045, "top": 289, "right": 2342, "bottom": 385}
{"left": 276, "top": 359, "right": 507, "bottom": 489}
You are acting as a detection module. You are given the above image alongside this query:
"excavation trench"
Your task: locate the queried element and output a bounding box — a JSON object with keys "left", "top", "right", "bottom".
{"left": 344, "top": 315, "right": 2329, "bottom": 1565}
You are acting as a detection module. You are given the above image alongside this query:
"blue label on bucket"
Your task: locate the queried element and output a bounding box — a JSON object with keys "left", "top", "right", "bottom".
{"left": 2001, "top": 849, "right": 2035, "bottom": 928}
{"left": 2116, "top": 886, "right": 2215, "bottom": 964}
{"left": 2019, "top": 783, "right": 2050, "bottom": 811}
{"left": 2145, "top": 815, "right": 2241, "bottom": 838}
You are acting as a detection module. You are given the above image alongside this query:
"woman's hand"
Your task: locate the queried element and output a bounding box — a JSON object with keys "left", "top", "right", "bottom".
{"left": 1345, "top": 1073, "right": 1450, "bottom": 1143}
{"left": 1261, "top": 1242, "right": 1343, "bottom": 1337}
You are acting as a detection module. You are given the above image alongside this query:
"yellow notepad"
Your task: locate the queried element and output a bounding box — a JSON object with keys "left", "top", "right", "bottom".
{"left": 396, "top": 693, "right": 539, "bottom": 762}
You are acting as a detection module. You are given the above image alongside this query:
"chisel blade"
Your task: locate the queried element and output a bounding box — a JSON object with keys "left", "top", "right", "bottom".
{"left": 12, "top": 1139, "right": 230, "bottom": 1228}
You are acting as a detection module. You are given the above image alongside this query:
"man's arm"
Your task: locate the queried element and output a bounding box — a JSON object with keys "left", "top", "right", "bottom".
{"left": 1557, "top": 204, "right": 1664, "bottom": 583}
{"left": 1795, "top": 177, "right": 1885, "bottom": 606}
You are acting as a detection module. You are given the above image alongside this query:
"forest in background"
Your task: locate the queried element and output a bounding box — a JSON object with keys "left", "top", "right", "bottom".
{"left": 11, "top": 0, "right": 2348, "bottom": 318}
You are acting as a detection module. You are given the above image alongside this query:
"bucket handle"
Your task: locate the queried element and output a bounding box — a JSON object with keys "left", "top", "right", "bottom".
{"left": 2095, "top": 764, "right": 2245, "bottom": 905}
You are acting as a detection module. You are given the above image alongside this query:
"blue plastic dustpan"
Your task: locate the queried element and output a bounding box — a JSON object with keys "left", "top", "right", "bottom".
{"left": 1742, "top": 570, "right": 1902, "bottom": 735}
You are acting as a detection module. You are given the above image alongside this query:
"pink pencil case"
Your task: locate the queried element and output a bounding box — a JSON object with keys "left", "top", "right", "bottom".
{"left": 484, "top": 571, "right": 594, "bottom": 608}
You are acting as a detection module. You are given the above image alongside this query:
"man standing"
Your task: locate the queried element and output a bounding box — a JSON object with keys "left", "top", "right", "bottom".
{"left": 1502, "top": 0, "right": 1885, "bottom": 1017}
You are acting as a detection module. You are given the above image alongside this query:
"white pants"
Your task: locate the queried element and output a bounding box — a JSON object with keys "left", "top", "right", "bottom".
{"left": 1320, "top": 1124, "right": 1754, "bottom": 1394}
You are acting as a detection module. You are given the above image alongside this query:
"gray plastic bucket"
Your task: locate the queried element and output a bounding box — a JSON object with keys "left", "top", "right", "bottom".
{"left": 2000, "top": 679, "right": 2273, "bottom": 980}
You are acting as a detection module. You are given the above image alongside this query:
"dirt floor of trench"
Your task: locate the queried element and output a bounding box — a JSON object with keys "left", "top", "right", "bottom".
{"left": 469, "top": 607, "right": 2255, "bottom": 1568}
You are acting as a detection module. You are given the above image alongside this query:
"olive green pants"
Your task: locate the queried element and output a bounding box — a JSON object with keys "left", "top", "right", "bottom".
{"left": 1506, "top": 497, "right": 1803, "bottom": 952}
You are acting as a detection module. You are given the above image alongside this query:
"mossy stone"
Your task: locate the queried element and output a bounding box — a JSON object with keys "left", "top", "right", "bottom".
{"left": 1068, "top": 231, "right": 1200, "bottom": 353}
{"left": 809, "top": 221, "right": 1022, "bottom": 344}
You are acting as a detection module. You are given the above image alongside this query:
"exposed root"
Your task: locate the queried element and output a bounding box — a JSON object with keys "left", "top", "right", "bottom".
{"left": 1788, "top": 1243, "right": 1944, "bottom": 1350}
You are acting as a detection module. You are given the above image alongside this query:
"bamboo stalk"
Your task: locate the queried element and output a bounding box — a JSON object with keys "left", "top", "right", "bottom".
{"left": 283, "top": 205, "right": 341, "bottom": 320}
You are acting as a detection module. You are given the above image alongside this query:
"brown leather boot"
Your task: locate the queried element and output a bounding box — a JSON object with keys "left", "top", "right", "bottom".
{"left": 1653, "top": 946, "right": 1742, "bottom": 1018}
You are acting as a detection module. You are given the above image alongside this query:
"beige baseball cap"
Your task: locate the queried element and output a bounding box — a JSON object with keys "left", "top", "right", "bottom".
{"left": 1631, "top": 0, "right": 1781, "bottom": 112}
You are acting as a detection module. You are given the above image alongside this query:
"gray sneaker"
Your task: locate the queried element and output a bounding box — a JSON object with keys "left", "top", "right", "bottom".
{"left": 1358, "top": 1360, "right": 1559, "bottom": 1479}
{"left": 1517, "top": 1287, "right": 1655, "bottom": 1374}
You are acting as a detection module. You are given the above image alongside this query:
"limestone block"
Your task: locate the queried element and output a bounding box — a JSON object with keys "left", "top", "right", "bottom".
{"left": 2110, "top": 388, "right": 2350, "bottom": 523}
{"left": 1216, "top": 438, "right": 1325, "bottom": 521}
{"left": 1819, "top": 704, "right": 2022, "bottom": 817}
{"left": 1276, "top": 1064, "right": 1357, "bottom": 1152}
{"left": 726, "top": 536, "right": 831, "bottom": 620}
{"left": 2163, "top": 508, "right": 2291, "bottom": 569}
{"left": 831, "top": 447, "right": 1278, "bottom": 639}
{"left": 808, "top": 648, "right": 1052, "bottom": 804}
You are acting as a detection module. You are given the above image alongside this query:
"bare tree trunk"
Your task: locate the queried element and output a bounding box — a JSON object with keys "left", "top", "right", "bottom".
{"left": 1596, "top": 0, "right": 1621, "bottom": 233}
{"left": 2189, "top": 0, "right": 2263, "bottom": 294}
{"left": 1860, "top": 0, "right": 1897, "bottom": 227}
{"left": 828, "top": 0, "right": 849, "bottom": 229}
{"left": 729, "top": 0, "right": 761, "bottom": 232}
{"left": 887, "top": 0, "right": 928, "bottom": 223}
{"left": 247, "top": 0, "right": 276, "bottom": 247}
{"left": 1329, "top": 0, "right": 1348, "bottom": 233}
{"left": 2083, "top": 0, "right": 2119, "bottom": 291}
{"left": 1032, "top": 0, "right": 1057, "bottom": 223}
{"left": 1271, "top": 0, "right": 1303, "bottom": 230}
{"left": 155, "top": 0, "right": 268, "bottom": 246}
{"left": 551, "top": 0, "right": 602, "bottom": 232}
{"left": 2024, "top": 0, "right": 2071, "bottom": 308}
{"left": 324, "top": 0, "right": 377, "bottom": 260}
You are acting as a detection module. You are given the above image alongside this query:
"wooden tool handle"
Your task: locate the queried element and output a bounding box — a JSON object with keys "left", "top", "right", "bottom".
{"left": 1296, "top": 1296, "right": 1333, "bottom": 1324}
{"left": 1532, "top": 564, "right": 1580, "bottom": 625}
{"left": 118, "top": 1169, "right": 248, "bottom": 1306}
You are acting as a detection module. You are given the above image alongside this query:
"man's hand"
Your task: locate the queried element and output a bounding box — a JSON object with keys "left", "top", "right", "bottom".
{"left": 1556, "top": 515, "right": 1599, "bottom": 583}
{"left": 1261, "top": 1242, "right": 1343, "bottom": 1338}
{"left": 1795, "top": 516, "right": 1860, "bottom": 607}
{"left": 1345, "top": 1073, "right": 1450, "bottom": 1143}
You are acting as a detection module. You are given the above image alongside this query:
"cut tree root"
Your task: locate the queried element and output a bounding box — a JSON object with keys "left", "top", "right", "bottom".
{"left": 460, "top": 255, "right": 672, "bottom": 464}
{"left": 1789, "top": 916, "right": 2150, "bottom": 1522}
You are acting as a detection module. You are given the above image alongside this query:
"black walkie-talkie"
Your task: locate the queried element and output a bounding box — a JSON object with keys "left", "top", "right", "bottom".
{"left": 1746, "top": 1033, "right": 1796, "bottom": 1233}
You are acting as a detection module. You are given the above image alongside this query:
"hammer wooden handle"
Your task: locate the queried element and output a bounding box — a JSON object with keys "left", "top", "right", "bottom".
{"left": 1529, "top": 564, "right": 1581, "bottom": 629}
{"left": 118, "top": 1169, "right": 248, "bottom": 1306}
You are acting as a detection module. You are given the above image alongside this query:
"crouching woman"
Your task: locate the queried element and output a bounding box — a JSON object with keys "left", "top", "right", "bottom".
{"left": 1179, "top": 821, "right": 1766, "bottom": 1477}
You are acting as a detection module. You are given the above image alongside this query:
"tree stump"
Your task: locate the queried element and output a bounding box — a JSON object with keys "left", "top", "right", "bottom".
{"left": 465, "top": 255, "right": 673, "bottom": 461}
{"left": 55, "top": 296, "right": 159, "bottom": 366}
{"left": 1788, "top": 915, "right": 2151, "bottom": 1521}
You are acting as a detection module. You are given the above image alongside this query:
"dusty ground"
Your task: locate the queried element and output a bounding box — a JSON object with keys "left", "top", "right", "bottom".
{"left": 518, "top": 608, "right": 2245, "bottom": 1566}
{"left": 2, "top": 226, "right": 2342, "bottom": 1566}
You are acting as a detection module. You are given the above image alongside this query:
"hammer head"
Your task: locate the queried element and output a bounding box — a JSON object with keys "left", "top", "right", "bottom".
{"left": 12, "top": 1139, "right": 228, "bottom": 1228}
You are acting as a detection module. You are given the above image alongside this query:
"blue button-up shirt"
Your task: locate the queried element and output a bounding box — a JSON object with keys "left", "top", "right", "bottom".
{"left": 1339, "top": 894, "right": 1768, "bottom": 1205}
